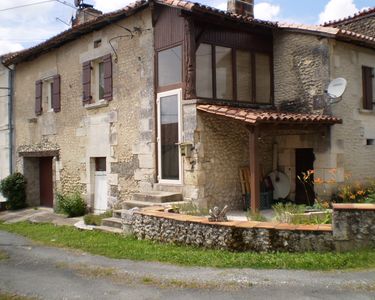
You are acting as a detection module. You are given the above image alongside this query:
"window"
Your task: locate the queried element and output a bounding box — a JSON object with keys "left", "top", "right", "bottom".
{"left": 82, "top": 54, "right": 112, "bottom": 105}
{"left": 158, "top": 45, "right": 182, "bottom": 87}
{"left": 215, "top": 46, "right": 233, "bottom": 99}
{"left": 196, "top": 43, "right": 213, "bottom": 98}
{"left": 35, "top": 75, "right": 60, "bottom": 115}
{"left": 195, "top": 43, "right": 272, "bottom": 104}
{"left": 362, "top": 66, "right": 374, "bottom": 110}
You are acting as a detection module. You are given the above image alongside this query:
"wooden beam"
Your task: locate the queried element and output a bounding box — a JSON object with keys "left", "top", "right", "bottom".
{"left": 184, "top": 16, "right": 197, "bottom": 100}
{"left": 249, "top": 126, "right": 260, "bottom": 213}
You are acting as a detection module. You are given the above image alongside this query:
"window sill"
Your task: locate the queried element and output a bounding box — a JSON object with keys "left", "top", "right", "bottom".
{"left": 85, "top": 99, "right": 108, "bottom": 110}
{"left": 358, "top": 109, "right": 375, "bottom": 115}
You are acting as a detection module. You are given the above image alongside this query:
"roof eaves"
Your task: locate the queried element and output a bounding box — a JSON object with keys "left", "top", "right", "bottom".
{"left": 3, "top": 0, "right": 149, "bottom": 66}
{"left": 322, "top": 7, "right": 375, "bottom": 27}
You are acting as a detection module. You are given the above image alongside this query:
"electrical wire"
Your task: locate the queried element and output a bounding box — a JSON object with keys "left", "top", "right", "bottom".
{"left": 0, "top": 0, "right": 55, "bottom": 12}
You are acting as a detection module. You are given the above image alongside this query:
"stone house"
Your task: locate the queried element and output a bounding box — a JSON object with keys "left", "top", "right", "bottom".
{"left": 2, "top": 0, "right": 375, "bottom": 213}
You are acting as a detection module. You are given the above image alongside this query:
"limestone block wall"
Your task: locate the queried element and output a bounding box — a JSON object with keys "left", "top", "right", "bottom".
{"left": 13, "top": 9, "right": 154, "bottom": 209}
{"left": 329, "top": 41, "right": 375, "bottom": 184}
{"left": 273, "top": 32, "right": 330, "bottom": 113}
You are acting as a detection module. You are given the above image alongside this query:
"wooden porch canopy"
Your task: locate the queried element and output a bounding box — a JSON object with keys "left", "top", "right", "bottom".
{"left": 197, "top": 104, "right": 342, "bottom": 213}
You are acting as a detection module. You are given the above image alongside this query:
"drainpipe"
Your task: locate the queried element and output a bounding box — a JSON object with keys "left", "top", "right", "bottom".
{"left": 1, "top": 59, "right": 14, "bottom": 175}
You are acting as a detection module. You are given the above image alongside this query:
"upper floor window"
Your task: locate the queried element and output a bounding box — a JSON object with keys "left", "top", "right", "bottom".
{"left": 35, "top": 75, "right": 60, "bottom": 116}
{"left": 82, "top": 54, "right": 112, "bottom": 105}
{"left": 362, "top": 66, "right": 375, "bottom": 110}
{"left": 157, "top": 45, "right": 182, "bottom": 87}
{"left": 196, "top": 43, "right": 272, "bottom": 104}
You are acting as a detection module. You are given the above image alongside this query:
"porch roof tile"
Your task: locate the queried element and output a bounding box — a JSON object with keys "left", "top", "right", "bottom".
{"left": 197, "top": 104, "right": 342, "bottom": 125}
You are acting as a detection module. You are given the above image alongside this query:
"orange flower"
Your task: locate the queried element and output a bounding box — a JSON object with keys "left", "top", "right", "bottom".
{"left": 350, "top": 194, "right": 356, "bottom": 200}
{"left": 314, "top": 178, "right": 323, "bottom": 184}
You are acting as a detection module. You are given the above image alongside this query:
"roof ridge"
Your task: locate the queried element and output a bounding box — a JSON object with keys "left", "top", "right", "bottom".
{"left": 322, "top": 6, "right": 375, "bottom": 27}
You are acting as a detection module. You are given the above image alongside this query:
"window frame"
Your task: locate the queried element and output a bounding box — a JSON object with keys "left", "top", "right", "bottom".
{"left": 362, "top": 65, "right": 375, "bottom": 110}
{"left": 156, "top": 43, "right": 184, "bottom": 93}
{"left": 195, "top": 42, "right": 274, "bottom": 105}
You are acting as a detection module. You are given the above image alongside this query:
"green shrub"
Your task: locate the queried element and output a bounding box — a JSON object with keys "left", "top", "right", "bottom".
{"left": 56, "top": 191, "right": 86, "bottom": 217}
{"left": 84, "top": 211, "right": 112, "bottom": 226}
{"left": 0, "top": 172, "right": 27, "bottom": 210}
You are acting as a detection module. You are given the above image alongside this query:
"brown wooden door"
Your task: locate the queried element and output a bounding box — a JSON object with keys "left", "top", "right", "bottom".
{"left": 295, "top": 149, "right": 315, "bottom": 206}
{"left": 39, "top": 157, "right": 53, "bottom": 207}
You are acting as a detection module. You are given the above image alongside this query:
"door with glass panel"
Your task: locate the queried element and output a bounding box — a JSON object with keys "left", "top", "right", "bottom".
{"left": 157, "top": 89, "right": 181, "bottom": 183}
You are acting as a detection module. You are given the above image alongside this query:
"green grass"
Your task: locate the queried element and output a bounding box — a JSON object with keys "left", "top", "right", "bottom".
{"left": 0, "top": 222, "right": 374, "bottom": 271}
{"left": 0, "top": 291, "right": 38, "bottom": 300}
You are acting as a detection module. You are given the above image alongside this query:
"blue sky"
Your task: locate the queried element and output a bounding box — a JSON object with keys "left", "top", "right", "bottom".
{"left": 0, "top": 0, "right": 374, "bottom": 55}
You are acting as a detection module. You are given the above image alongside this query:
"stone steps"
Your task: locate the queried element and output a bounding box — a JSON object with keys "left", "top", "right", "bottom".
{"left": 94, "top": 225, "right": 123, "bottom": 234}
{"left": 132, "top": 191, "right": 182, "bottom": 203}
{"left": 101, "top": 217, "right": 123, "bottom": 229}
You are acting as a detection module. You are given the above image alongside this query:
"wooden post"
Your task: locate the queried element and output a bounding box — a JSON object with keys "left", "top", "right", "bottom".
{"left": 249, "top": 126, "right": 260, "bottom": 213}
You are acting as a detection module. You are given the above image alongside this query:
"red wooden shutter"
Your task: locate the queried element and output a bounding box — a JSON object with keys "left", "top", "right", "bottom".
{"left": 362, "top": 66, "right": 373, "bottom": 110}
{"left": 103, "top": 54, "right": 113, "bottom": 101}
{"left": 52, "top": 74, "right": 61, "bottom": 112}
{"left": 35, "top": 80, "right": 43, "bottom": 115}
{"left": 82, "top": 61, "right": 92, "bottom": 104}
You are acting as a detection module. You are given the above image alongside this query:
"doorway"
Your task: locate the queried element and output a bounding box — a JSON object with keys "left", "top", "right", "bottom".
{"left": 94, "top": 157, "right": 107, "bottom": 213}
{"left": 157, "top": 89, "right": 182, "bottom": 183}
{"left": 39, "top": 157, "right": 54, "bottom": 207}
{"left": 295, "top": 148, "right": 315, "bottom": 206}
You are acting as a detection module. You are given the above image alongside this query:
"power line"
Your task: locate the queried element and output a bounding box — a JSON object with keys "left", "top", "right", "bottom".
{"left": 0, "top": 0, "right": 56, "bottom": 12}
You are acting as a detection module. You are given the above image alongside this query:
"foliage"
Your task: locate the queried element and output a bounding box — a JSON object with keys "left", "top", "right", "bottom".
{"left": 0, "top": 173, "right": 27, "bottom": 210}
{"left": 56, "top": 191, "right": 86, "bottom": 217}
{"left": 272, "top": 202, "right": 332, "bottom": 224}
{"left": 84, "top": 211, "right": 112, "bottom": 226}
{"left": 364, "top": 193, "right": 375, "bottom": 204}
{"left": 1, "top": 222, "right": 375, "bottom": 271}
{"left": 171, "top": 202, "right": 209, "bottom": 216}
{"left": 335, "top": 181, "right": 374, "bottom": 203}
{"left": 246, "top": 211, "right": 267, "bottom": 222}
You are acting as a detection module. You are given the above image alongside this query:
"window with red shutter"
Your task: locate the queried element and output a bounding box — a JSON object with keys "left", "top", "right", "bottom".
{"left": 362, "top": 66, "right": 374, "bottom": 110}
{"left": 35, "top": 80, "right": 43, "bottom": 115}
{"left": 82, "top": 61, "right": 92, "bottom": 104}
{"left": 52, "top": 74, "right": 61, "bottom": 112}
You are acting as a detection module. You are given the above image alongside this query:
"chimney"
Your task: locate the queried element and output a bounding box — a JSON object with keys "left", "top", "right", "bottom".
{"left": 227, "top": 0, "right": 254, "bottom": 18}
{"left": 72, "top": 5, "right": 103, "bottom": 27}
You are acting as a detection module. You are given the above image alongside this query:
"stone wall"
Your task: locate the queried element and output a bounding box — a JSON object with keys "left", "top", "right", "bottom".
{"left": 193, "top": 112, "right": 273, "bottom": 210}
{"left": 273, "top": 32, "right": 330, "bottom": 113}
{"left": 333, "top": 16, "right": 375, "bottom": 38}
{"left": 333, "top": 203, "right": 375, "bottom": 251}
{"left": 13, "top": 9, "right": 154, "bottom": 209}
{"left": 132, "top": 209, "right": 334, "bottom": 252}
{"left": 131, "top": 204, "right": 375, "bottom": 252}
{"left": 0, "top": 65, "right": 10, "bottom": 201}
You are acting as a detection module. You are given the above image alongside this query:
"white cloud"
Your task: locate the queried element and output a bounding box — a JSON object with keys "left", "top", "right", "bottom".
{"left": 93, "top": 0, "right": 133, "bottom": 13}
{"left": 0, "top": 40, "right": 23, "bottom": 56}
{"left": 319, "top": 0, "right": 358, "bottom": 24}
{"left": 254, "top": 2, "right": 280, "bottom": 20}
{"left": 215, "top": 2, "right": 227, "bottom": 11}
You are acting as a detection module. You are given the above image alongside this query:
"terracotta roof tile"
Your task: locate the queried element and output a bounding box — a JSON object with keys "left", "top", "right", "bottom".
{"left": 323, "top": 7, "right": 375, "bottom": 27}
{"left": 197, "top": 104, "right": 342, "bottom": 125}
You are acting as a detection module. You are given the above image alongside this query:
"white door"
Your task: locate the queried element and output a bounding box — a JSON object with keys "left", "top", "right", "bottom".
{"left": 93, "top": 157, "right": 107, "bottom": 214}
{"left": 94, "top": 171, "right": 107, "bottom": 213}
{"left": 157, "top": 89, "right": 182, "bottom": 184}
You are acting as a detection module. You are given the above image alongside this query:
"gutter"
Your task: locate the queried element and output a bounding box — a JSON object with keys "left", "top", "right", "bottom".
{"left": 0, "top": 58, "right": 14, "bottom": 175}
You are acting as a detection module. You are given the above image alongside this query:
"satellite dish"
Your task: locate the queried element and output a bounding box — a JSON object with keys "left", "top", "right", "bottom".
{"left": 327, "top": 77, "right": 347, "bottom": 98}
{"left": 74, "top": 0, "right": 82, "bottom": 7}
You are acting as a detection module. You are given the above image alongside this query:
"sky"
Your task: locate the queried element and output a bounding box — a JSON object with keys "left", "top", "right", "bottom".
{"left": 0, "top": 0, "right": 374, "bottom": 55}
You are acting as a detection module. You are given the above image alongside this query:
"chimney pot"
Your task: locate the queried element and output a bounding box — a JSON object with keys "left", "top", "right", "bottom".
{"left": 227, "top": 0, "right": 254, "bottom": 18}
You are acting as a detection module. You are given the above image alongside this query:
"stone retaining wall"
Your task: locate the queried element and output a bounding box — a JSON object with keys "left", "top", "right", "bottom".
{"left": 132, "top": 204, "right": 375, "bottom": 252}
{"left": 333, "top": 203, "right": 375, "bottom": 251}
